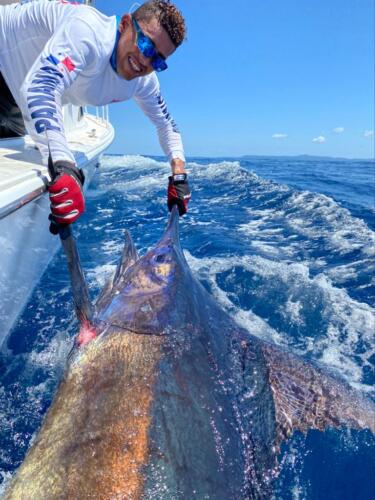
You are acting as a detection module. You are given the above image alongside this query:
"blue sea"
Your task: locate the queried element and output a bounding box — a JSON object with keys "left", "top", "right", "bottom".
{"left": 0, "top": 155, "right": 374, "bottom": 498}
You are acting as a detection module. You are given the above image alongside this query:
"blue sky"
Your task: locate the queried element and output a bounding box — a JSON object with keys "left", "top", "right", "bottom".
{"left": 96, "top": 0, "right": 374, "bottom": 159}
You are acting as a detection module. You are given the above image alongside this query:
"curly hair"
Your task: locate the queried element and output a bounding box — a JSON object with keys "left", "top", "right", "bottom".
{"left": 133, "top": 1, "right": 186, "bottom": 48}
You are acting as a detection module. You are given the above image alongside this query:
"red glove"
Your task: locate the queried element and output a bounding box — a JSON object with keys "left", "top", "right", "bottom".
{"left": 48, "top": 160, "right": 85, "bottom": 226}
{"left": 167, "top": 173, "right": 191, "bottom": 216}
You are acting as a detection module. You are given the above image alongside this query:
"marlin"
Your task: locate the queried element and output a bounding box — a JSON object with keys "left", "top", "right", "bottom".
{"left": 6, "top": 207, "right": 374, "bottom": 499}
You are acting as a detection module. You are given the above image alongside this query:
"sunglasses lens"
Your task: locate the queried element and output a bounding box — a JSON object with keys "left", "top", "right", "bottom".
{"left": 136, "top": 28, "right": 154, "bottom": 57}
{"left": 139, "top": 37, "right": 155, "bottom": 58}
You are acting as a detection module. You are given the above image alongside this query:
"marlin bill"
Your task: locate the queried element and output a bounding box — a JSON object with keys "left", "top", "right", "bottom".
{"left": 5, "top": 207, "right": 375, "bottom": 499}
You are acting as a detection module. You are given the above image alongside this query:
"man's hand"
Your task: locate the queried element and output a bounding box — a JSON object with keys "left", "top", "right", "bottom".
{"left": 48, "top": 160, "right": 85, "bottom": 229}
{"left": 167, "top": 173, "right": 191, "bottom": 216}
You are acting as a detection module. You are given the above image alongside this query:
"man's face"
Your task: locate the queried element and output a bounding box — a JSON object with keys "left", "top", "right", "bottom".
{"left": 116, "top": 14, "right": 176, "bottom": 80}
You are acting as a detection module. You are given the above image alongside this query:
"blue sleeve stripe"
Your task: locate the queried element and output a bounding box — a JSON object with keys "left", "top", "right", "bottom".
{"left": 46, "top": 54, "right": 59, "bottom": 65}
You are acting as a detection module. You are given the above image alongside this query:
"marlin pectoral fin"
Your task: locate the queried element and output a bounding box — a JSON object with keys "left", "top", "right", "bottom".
{"left": 95, "top": 230, "right": 139, "bottom": 311}
{"left": 261, "top": 342, "right": 375, "bottom": 449}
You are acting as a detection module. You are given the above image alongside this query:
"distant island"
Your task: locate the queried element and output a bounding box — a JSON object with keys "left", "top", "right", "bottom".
{"left": 106, "top": 153, "right": 374, "bottom": 162}
{"left": 241, "top": 154, "right": 374, "bottom": 162}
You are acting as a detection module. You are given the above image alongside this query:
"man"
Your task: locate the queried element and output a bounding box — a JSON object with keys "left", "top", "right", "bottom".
{"left": 0, "top": 0, "right": 191, "bottom": 228}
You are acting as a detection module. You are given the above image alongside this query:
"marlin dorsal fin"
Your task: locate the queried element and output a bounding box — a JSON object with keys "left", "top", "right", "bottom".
{"left": 95, "top": 230, "right": 138, "bottom": 311}
{"left": 112, "top": 230, "right": 138, "bottom": 286}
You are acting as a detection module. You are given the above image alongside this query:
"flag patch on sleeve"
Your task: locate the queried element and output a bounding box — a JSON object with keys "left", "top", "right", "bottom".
{"left": 46, "top": 54, "right": 76, "bottom": 73}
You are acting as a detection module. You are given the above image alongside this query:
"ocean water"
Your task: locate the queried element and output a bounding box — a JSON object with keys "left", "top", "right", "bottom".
{"left": 0, "top": 154, "right": 374, "bottom": 498}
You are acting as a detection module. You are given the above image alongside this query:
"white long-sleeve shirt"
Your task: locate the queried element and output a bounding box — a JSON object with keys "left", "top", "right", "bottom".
{"left": 0, "top": 0, "right": 185, "bottom": 164}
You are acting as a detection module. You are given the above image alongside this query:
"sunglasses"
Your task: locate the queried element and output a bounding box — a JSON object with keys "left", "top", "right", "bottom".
{"left": 132, "top": 17, "right": 168, "bottom": 73}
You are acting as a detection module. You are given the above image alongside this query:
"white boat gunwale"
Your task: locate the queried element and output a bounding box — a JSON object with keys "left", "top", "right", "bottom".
{"left": 0, "top": 183, "right": 45, "bottom": 219}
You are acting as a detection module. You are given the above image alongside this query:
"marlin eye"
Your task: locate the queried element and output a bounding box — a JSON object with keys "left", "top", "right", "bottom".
{"left": 155, "top": 254, "right": 166, "bottom": 263}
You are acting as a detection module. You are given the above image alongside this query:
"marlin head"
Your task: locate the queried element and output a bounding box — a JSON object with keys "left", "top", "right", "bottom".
{"left": 93, "top": 205, "right": 187, "bottom": 337}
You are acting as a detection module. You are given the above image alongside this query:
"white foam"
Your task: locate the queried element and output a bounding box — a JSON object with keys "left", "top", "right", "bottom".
{"left": 185, "top": 250, "right": 301, "bottom": 347}
{"left": 100, "top": 154, "right": 169, "bottom": 171}
{"left": 96, "top": 208, "right": 114, "bottom": 217}
{"left": 88, "top": 263, "right": 117, "bottom": 289}
{"left": 284, "top": 191, "right": 374, "bottom": 256}
{"left": 117, "top": 174, "right": 162, "bottom": 192}
{"left": 27, "top": 328, "right": 72, "bottom": 372}
{"left": 283, "top": 298, "right": 304, "bottom": 326}
{"left": 100, "top": 239, "right": 124, "bottom": 257}
{"left": 237, "top": 187, "right": 375, "bottom": 288}
{"left": 0, "top": 471, "right": 12, "bottom": 496}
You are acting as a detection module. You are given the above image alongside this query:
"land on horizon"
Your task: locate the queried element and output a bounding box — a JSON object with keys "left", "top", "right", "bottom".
{"left": 106, "top": 153, "right": 374, "bottom": 162}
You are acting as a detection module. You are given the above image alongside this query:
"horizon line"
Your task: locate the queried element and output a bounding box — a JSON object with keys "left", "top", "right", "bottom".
{"left": 105, "top": 152, "right": 374, "bottom": 162}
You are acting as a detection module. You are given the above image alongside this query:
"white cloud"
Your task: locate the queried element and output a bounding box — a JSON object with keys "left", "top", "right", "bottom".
{"left": 312, "top": 136, "right": 326, "bottom": 143}
{"left": 364, "top": 130, "right": 374, "bottom": 138}
{"left": 333, "top": 126, "right": 344, "bottom": 134}
{"left": 272, "top": 133, "right": 288, "bottom": 139}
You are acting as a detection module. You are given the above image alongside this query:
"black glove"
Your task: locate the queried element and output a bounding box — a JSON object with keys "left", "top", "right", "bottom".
{"left": 167, "top": 173, "right": 191, "bottom": 216}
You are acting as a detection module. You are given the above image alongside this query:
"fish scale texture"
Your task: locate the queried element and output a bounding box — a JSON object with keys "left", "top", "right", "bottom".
{"left": 5, "top": 331, "right": 163, "bottom": 499}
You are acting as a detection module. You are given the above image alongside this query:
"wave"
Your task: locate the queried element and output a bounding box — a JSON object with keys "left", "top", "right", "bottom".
{"left": 100, "top": 154, "right": 170, "bottom": 171}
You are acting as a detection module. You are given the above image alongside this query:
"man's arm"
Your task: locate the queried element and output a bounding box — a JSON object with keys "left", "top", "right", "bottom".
{"left": 134, "top": 75, "right": 191, "bottom": 214}
{"left": 19, "top": 15, "right": 98, "bottom": 165}
{"left": 18, "top": 14, "right": 100, "bottom": 226}
{"left": 134, "top": 75, "right": 185, "bottom": 171}
{"left": 171, "top": 158, "right": 186, "bottom": 174}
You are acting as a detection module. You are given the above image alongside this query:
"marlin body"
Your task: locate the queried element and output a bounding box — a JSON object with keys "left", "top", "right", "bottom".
{"left": 6, "top": 208, "right": 375, "bottom": 499}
